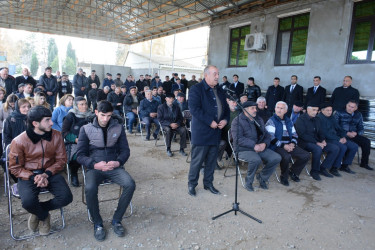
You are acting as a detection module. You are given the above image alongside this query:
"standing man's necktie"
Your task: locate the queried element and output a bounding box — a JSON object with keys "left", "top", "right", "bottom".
{"left": 314, "top": 86, "right": 317, "bottom": 94}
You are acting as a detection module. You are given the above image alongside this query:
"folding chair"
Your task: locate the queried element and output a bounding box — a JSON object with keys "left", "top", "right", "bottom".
{"left": 186, "top": 121, "right": 192, "bottom": 163}
{"left": 65, "top": 141, "right": 73, "bottom": 185}
{"left": 224, "top": 130, "right": 248, "bottom": 189}
{"left": 5, "top": 145, "right": 65, "bottom": 240}
{"left": 81, "top": 166, "right": 133, "bottom": 223}
{"left": 137, "top": 106, "right": 147, "bottom": 140}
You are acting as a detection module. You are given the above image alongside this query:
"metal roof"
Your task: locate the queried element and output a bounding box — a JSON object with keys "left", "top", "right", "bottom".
{"left": 0, "top": 0, "right": 295, "bottom": 44}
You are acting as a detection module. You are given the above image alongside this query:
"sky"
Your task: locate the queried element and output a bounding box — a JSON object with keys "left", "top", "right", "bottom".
{"left": 1, "top": 26, "right": 209, "bottom": 67}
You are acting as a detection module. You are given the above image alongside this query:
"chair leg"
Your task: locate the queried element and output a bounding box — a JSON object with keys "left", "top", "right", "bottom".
{"left": 305, "top": 166, "right": 310, "bottom": 176}
{"left": 237, "top": 164, "right": 246, "bottom": 189}
{"left": 66, "top": 163, "right": 71, "bottom": 185}
{"left": 274, "top": 171, "right": 281, "bottom": 183}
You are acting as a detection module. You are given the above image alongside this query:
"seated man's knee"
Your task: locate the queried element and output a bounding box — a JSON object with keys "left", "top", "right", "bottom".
{"left": 85, "top": 180, "right": 99, "bottom": 196}
{"left": 21, "top": 195, "right": 38, "bottom": 211}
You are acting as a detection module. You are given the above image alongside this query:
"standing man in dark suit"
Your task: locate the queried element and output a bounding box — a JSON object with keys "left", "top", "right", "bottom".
{"left": 265, "top": 77, "right": 284, "bottom": 113}
{"left": 331, "top": 76, "right": 360, "bottom": 112}
{"left": 188, "top": 65, "right": 230, "bottom": 197}
{"left": 283, "top": 75, "right": 303, "bottom": 115}
{"left": 229, "top": 74, "right": 245, "bottom": 101}
{"left": 304, "top": 76, "right": 326, "bottom": 109}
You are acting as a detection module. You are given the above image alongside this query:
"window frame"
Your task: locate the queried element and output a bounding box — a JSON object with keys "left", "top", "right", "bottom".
{"left": 346, "top": 0, "right": 375, "bottom": 64}
{"left": 274, "top": 12, "right": 310, "bottom": 66}
{"left": 227, "top": 25, "right": 250, "bottom": 68}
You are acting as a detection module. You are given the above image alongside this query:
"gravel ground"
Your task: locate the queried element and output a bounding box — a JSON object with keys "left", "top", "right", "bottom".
{"left": 0, "top": 133, "right": 375, "bottom": 249}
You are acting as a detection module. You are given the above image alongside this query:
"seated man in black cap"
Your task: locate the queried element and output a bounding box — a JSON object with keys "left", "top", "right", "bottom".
{"left": 265, "top": 101, "right": 309, "bottom": 186}
{"left": 231, "top": 101, "right": 281, "bottom": 191}
{"left": 290, "top": 101, "right": 304, "bottom": 124}
{"left": 139, "top": 90, "right": 160, "bottom": 140}
{"left": 9, "top": 106, "right": 73, "bottom": 235}
{"left": 335, "top": 100, "right": 373, "bottom": 171}
{"left": 318, "top": 102, "right": 358, "bottom": 175}
{"left": 295, "top": 103, "right": 340, "bottom": 180}
{"left": 173, "top": 92, "right": 188, "bottom": 114}
{"left": 158, "top": 93, "right": 187, "bottom": 157}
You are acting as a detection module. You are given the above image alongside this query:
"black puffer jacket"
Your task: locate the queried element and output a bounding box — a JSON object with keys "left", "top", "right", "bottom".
{"left": 3, "top": 101, "right": 28, "bottom": 147}
{"left": 76, "top": 115, "right": 129, "bottom": 169}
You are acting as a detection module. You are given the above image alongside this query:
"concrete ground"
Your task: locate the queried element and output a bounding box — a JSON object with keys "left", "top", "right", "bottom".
{"left": 0, "top": 133, "right": 374, "bottom": 249}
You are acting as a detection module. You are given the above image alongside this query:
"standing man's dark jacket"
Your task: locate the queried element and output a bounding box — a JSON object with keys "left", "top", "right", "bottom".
{"left": 283, "top": 84, "right": 303, "bottom": 113}
{"left": 124, "top": 80, "right": 136, "bottom": 93}
{"left": 73, "top": 73, "right": 88, "bottom": 97}
{"left": 304, "top": 86, "right": 326, "bottom": 109}
{"left": 58, "top": 80, "right": 73, "bottom": 98}
{"left": 294, "top": 113, "right": 325, "bottom": 148}
{"left": 331, "top": 86, "right": 360, "bottom": 111}
{"left": 96, "top": 89, "right": 108, "bottom": 103}
{"left": 265, "top": 85, "right": 284, "bottom": 112}
{"left": 172, "top": 83, "right": 186, "bottom": 94}
{"left": 76, "top": 116, "right": 129, "bottom": 169}
{"left": 189, "top": 79, "right": 230, "bottom": 145}
{"left": 229, "top": 82, "right": 245, "bottom": 100}
{"left": 245, "top": 85, "right": 261, "bottom": 102}
{"left": 157, "top": 102, "right": 184, "bottom": 127}
{"left": 2, "top": 76, "right": 17, "bottom": 99}
{"left": 39, "top": 74, "right": 58, "bottom": 94}
{"left": 317, "top": 113, "right": 346, "bottom": 143}
{"left": 15, "top": 75, "right": 37, "bottom": 89}
{"left": 231, "top": 113, "right": 271, "bottom": 152}
{"left": 136, "top": 79, "right": 148, "bottom": 92}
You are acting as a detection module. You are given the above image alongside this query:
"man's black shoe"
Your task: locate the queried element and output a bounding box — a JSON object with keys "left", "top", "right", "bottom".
{"left": 329, "top": 167, "right": 341, "bottom": 177}
{"left": 256, "top": 173, "right": 268, "bottom": 189}
{"left": 310, "top": 171, "right": 321, "bottom": 181}
{"left": 339, "top": 165, "right": 355, "bottom": 174}
{"left": 290, "top": 172, "right": 300, "bottom": 182}
{"left": 204, "top": 185, "right": 221, "bottom": 195}
{"left": 153, "top": 133, "right": 158, "bottom": 140}
{"left": 188, "top": 186, "right": 196, "bottom": 197}
{"left": 179, "top": 149, "right": 187, "bottom": 156}
{"left": 144, "top": 137, "right": 150, "bottom": 141}
{"left": 215, "top": 162, "right": 222, "bottom": 170}
{"left": 71, "top": 173, "right": 79, "bottom": 187}
{"left": 112, "top": 222, "right": 125, "bottom": 237}
{"left": 245, "top": 184, "right": 254, "bottom": 192}
{"left": 360, "top": 165, "right": 374, "bottom": 171}
{"left": 320, "top": 168, "right": 334, "bottom": 178}
{"left": 280, "top": 177, "right": 289, "bottom": 186}
{"left": 94, "top": 225, "right": 106, "bottom": 242}
{"left": 167, "top": 150, "right": 173, "bottom": 157}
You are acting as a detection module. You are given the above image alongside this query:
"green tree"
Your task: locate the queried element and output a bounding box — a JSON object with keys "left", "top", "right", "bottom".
{"left": 66, "top": 42, "right": 76, "bottom": 66}
{"left": 30, "top": 52, "right": 39, "bottom": 76}
{"left": 51, "top": 57, "right": 59, "bottom": 71}
{"left": 62, "top": 57, "right": 76, "bottom": 75}
{"left": 47, "top": 38, "right": 58, "bottom": 67}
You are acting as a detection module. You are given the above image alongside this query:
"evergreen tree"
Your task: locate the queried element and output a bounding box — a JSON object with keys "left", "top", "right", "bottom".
{"left": 47, "top": 38, "right": 58, "bottom": 67}
{"left": 62, "top": 57, "right": 76, "bottom": 75}
{"left": 66, "top": 42, "right": 76, "bottom": 66}
{"left": 30, "top": 52, "right": 39, "bottom": 76}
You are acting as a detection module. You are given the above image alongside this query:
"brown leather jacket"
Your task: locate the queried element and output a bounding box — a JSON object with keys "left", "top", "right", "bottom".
{"left": 9, "top": 129, "right": 67, "bottom": 180}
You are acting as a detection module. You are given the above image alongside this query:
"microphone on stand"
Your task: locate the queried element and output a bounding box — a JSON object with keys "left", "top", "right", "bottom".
{"left": 222, "top": 85, "right": 236, "bottom": 94}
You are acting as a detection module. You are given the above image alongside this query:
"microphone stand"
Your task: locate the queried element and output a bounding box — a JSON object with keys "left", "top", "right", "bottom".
{"left": 212, "top": 91, "right": 262, "bottom": 223}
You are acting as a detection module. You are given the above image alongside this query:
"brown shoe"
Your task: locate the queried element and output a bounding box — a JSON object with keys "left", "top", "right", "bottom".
{"left": 39, "top": 214, "right": 51, "bottom": 236}
{"left": 28, "top": 214, "right": 39, "bottom": 232}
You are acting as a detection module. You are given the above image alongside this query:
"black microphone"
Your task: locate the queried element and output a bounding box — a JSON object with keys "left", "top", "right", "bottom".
{"left": 222, "top": 85, "right": 236, "bottom": 94}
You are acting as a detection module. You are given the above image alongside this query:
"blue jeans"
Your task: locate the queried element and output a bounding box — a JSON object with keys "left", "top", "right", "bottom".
{"left": 46, "top": 94, "right": 55, "bottom": 110}
{"left": 330, "top": 140, "right": 358, "bottom": 167}
{"left": 126, "top": 112, "right": 137, "bottom": 132}
{"left": 142, "top": 117, "right": 160, "bottom": 138}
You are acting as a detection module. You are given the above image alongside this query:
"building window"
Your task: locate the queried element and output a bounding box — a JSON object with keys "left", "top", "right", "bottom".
{"left": 347, "top": 0, "right": 375, "bottom": 63}
{"left": 275, "top": 13, "right": 310, "bottom": 66}
{"left": 228, "top": 25, "right": 250, "bottom": 67}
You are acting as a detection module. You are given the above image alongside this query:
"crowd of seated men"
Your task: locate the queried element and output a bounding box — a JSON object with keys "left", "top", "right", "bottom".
{"left": 218, "top": 74, "right": 372, "bottom": 190}
{"left": 0, "top": 63, "right": 373, "bottom": 240}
